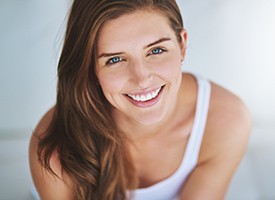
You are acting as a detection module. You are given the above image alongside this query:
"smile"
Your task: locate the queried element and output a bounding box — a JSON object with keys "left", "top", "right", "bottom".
{"left": 127, "top": 87, "right": 162, "bottom": 102}
{"left": 124, "top": 86, "right": 165, "bottom": 108}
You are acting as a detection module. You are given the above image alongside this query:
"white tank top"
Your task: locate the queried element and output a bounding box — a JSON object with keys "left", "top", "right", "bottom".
{"left": 129, "top": 73, "right": 211, "bottom": 200}
{"left": 31, "top": 73, "right": 211, "bottom": 200}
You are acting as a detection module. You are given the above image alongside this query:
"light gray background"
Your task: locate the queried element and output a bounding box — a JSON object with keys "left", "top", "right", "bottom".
{"left": 1, "top": 0, "right": 274, "bottom": 134}
{"left": 0, "top": 0, "right": 274, "bottom": 199}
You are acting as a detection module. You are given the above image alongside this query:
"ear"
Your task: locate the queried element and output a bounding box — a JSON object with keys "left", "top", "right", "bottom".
{"left": 179, "top": 29, "right": 188, "bottom": 61}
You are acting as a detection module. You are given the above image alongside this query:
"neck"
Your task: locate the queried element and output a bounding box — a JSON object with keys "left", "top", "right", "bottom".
{"left": 115, "top": 113, "right": 170, "bottom": 142}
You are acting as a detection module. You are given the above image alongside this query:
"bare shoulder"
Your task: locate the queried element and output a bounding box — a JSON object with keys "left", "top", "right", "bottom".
{"left": 178, "top": 80, "right": 252, "bottom": 199}
{"left": 29, "top": 107, "right": 75, "bottom": 200}
{"left": 199, "top": 81, "right": 252, "bottom": 163}
{"left": 209, "top": 82, "right": 252, "bottom": 130}
{"left": 32, "top": 107, "right": 55, "bottom": 138}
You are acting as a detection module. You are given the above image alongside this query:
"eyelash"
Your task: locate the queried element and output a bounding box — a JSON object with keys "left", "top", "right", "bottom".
{"left": 106, "top": 57, "right": 123, "bottom": 65}
{"left": 105, "top": 47, "right": 167, "bottom": 66}
{"left": 147, "top": 47, "right": 167, "bottom": 56}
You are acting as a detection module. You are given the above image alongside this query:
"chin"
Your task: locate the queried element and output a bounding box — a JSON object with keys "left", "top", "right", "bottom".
{"left": 133, "top": 111, "right": 166, "bottom": 126}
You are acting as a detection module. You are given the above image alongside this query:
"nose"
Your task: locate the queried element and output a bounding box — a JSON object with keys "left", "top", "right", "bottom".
{"left": 129, "top": 59, "right": 153, "bottom": 89}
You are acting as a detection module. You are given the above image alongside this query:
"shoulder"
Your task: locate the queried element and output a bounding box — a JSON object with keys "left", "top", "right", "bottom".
{"left": 199, "top": 81, "right": 252, "bottom": 163}
{"left": 29, "top": 107, "right": 75, "bottom": 199}
{"left": 177, "top": 79, "right": 252, "bottom": 199}
{"left": 208, "top": 81, "right": 252, "bottom": 134}
{"left": 32, "top": 107, "right": 55, "bottom": 138}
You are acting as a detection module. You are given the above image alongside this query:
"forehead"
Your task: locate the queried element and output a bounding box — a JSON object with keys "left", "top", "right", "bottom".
{"left": 97, "top": 10, "right": 176, "bottom": 52}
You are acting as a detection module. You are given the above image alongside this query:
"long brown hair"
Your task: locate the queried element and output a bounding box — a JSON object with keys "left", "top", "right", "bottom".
{"left": 37, "top": 0, "right": 184, "bottom": 199}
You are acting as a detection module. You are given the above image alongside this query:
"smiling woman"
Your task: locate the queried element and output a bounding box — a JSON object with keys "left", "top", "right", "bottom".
{"left": 29, "top": 0, "right": 252, "bottom": 200}
{"left": 96, "top": 11, "right": 185, "bottom": 125}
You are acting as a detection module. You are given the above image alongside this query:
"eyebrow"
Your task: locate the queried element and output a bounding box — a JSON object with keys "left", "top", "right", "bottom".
{"left": 98, "top": 37, "right": 171, "bottom": 59}
{"left": 98, "top": 52, "right": 124, "bottom": 59}
{"left": 144, "top": 37, "right": 171, "bottom": 49}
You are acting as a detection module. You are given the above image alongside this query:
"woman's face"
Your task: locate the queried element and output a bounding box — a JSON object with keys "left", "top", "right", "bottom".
{"left": 96, "top": 10, "right": 186, "bottom": 126}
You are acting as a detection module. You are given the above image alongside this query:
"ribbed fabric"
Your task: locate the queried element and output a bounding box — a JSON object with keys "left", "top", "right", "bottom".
{"left": 129, "top": 73, "right": 211, "bottom": 200}
{"left": 30, "top": 73, "right": 211, "bottom": 200}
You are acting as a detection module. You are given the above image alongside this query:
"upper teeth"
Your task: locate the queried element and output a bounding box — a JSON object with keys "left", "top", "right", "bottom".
{"left": 127, "top": 87, "right": 162, "bottom": 102}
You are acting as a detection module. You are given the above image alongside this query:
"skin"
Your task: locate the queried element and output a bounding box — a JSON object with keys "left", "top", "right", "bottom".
{"left": 29, "top": 10, "right": 252, "bottom": 200}
{"left": 29, "top": 108, "right": 75, "bottom": 200}
{"left": 96, "top": 10, "right": 186, "bottom": 139}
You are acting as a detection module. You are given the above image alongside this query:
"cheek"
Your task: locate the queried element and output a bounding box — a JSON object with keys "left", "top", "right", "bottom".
{"left": 97, "top": 70, "right": 127, "bottom": 96}
{"left": 156, "top": 54, "right": 182, "bottom": 80}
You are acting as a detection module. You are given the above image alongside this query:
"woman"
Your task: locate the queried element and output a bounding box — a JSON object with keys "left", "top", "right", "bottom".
{"left": 29, "top": 0, "right": 252, "bottom": 199}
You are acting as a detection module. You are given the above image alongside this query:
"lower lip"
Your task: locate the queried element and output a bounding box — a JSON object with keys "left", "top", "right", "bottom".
{"left": 125, "top": 86, "right": 165, "bottom": 108}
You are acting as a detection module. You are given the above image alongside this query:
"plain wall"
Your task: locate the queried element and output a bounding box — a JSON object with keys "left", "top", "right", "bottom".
{"left": 0, "top": 0, "right": 70, "bottom": 134}
{"left": 177, "top": 0, "right": 275, "bottom": 128}
{"left": 0, "top": 0, "right": 274, "bottom": 136}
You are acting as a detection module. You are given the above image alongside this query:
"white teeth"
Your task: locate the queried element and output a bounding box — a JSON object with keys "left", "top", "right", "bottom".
{"left": 127, "top": 87, "right": 162, "bottom": 102}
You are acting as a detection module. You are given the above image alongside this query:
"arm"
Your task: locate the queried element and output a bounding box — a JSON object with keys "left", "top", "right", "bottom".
{"left": 29, "top": 108, "right": 75, "bottom": 200}
{"left": 179, "top": 84, "right": 252, "bottom": 200}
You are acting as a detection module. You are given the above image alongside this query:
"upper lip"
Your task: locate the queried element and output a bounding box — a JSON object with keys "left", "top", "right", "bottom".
{"left": 124, "top": 85, "right": 164, "bottom": 96}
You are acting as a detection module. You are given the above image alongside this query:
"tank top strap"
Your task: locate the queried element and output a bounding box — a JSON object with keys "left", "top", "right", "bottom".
{"left": 180, "top": 73, "right": 211, "bottom": 168}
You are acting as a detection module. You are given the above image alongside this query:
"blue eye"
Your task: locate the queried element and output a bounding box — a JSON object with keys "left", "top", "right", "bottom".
{"left": 107, "top": 57, "right": 122, "bottom": 65}
{"left": 149, "top": 47, "right": 166, "bottom": 55}
{"left": 152, "top": 48, "right": 162, "bottom": 54}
